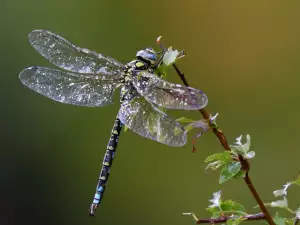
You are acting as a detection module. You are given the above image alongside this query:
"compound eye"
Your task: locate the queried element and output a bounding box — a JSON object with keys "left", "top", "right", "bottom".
{"left": 147, "top": 53, "right": 157, "bottom": 61}
{"left": 146, "top": 47, "right": 154, "bottom": 52}
{"left": 136, "top": 50, "right": 144, "bottom": 57}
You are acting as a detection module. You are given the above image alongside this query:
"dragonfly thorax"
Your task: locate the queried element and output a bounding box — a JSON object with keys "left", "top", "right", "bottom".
{"left": 125, "top": 59, "right": 151, "bottom": 71}
{"left": 121, "top": 57, "right": 155, "bottom": 103}
{"left": 123, "top": 58, "right": 154, "bottom": 83}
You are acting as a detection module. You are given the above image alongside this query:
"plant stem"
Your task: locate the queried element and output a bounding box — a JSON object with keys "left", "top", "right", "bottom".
{"left": 244, "top": 173, "right": 275, "bottom": 225}
{"left": 196, "top": 213, "right": 265, "bottom": 224}
{"left": 170, "top": 62, "right": 275, "bottom": 225}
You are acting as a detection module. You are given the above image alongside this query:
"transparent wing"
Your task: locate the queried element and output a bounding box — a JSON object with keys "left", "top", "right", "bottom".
{"left": 118, "top": 96, "right": 187, "bottom": 146}
{"left": 132, "top": 71, "right": 208, "bottom": 110}
{"left": 28, "top": 30, "right": 125, "bottom": 75}
{"left": 19, "top": 66, "right": 123, "bottom": 107}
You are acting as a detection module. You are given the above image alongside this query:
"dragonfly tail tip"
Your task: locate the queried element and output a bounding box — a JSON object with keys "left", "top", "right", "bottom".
{"left": 89, "top": 203, "right": 98, "bottom": 216}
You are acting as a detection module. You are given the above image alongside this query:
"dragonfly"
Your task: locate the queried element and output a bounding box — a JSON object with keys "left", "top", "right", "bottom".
{"left": 18, "top": 30, "right": 209, "bottom": 216}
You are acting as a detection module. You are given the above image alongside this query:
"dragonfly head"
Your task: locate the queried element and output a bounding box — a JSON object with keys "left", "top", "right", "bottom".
{"left": 136, "top": 48, "right": 157, "bottom": 66}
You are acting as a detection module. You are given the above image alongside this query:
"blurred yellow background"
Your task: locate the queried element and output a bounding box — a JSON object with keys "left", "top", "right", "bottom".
{"left": 1, "top": 1, "right": 300, "bottom": 225}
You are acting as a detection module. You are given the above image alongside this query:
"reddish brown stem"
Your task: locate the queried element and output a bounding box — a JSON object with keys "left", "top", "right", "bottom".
{"left": 244, "top": 173, "right": 275, "bottom": 225}
{"left": 197, "top": 213, "right": 265, "bottom": 224}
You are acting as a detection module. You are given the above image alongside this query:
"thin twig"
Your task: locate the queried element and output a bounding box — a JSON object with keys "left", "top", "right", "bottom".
{"left": 243, "top": 173, "right": 275, "bottom": 224}
{"left": 197, "top": 213, "right": 265, "bottom": 224}
{"left": 158, "top": 41, "right": 275, "bottom": 225}
{"left": 294, "top": 218, "right": 299, "bottom": 225}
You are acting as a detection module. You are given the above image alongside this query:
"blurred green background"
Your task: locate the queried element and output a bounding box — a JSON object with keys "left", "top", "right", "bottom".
{"left": 1, "top": 0, "right": 300, "bottom": 224}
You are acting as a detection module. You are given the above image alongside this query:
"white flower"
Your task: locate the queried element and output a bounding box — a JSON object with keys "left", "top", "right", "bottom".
{"left": 210, "top": 113, "right": 219, "bottom": 123}
{"left": 270, "top": 196, "right": 288, "bottom": 208}
{"left": 246, "top": 151, "right": 255, "bottom": 159}
{"left": 235, "top": 135, "right": 243, "bottom": 146}
{"left": 162, "top": 47, "right": 179, "bottom": 66}
{"left": 208, "top": 191, "right": 222, "bottom": 208}
{"left": 232, "top": 134, "right": 252, "bottom": 156}
{"left": 273, "top": 182, "right": 291, "bottom": 197}
{"left": 296, "top": 207, "right": 300, "bottom": 219}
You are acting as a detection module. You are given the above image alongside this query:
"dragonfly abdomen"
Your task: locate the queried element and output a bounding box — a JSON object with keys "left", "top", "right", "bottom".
{"left": 89, "top": 117, "right": 123, "bottom": 216}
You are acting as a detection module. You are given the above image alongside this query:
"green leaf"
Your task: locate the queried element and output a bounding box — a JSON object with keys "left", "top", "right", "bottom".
{"left": 206, "top": 161, "right": 226, "bottom": 171}
{"left": 183, "top": 124, "right": 194, "bottom": 132}
{"left": 206, "top": 208, "right": 225, "bottom": 219}
{"left": 188, "top": 120, "right": 210, "bottom": 135}
{"left": 286, "top": 219, "right": 295, "bottom": 225}
{"left": 211, "top": 212, "right": 223, "bottom": 219}
{"left": 221, "top": 200, "right": 245, "bottom": 213}
{"left": 294, "top": 175, "right": 300, "bottom": 186}
{"left": 206, "top": 206, "right": 222, "bottom": 215}
{"left": 234, "top": 170, "right": 246, "bottom": 179}
{"left": 123, "top": 125, "right": 129, "bottom": 132}
{"left": 231, "top": 211, "right": 248, "bottom": 216}
{"left": 205, "top": 152, "right": 234, "bottom": 172}
{"left": 227, "top": 219, "right": 234, "bottom": 225}
{"left": 219, "top": 162, "right": 241, "bottom": 184}
{"left": 154, "top": 64, "right": 169, "bottom": 78}
{"left": 273, "top": 213, "right": 286, "bottom": 225}
{"left": 173, "top": 127, "right": 184, "bottom": 136}
{"left": 176, "top": 118, "right": 211, "bottom": 134}
{"left": 207, "top": 199, "right": 246, "bottom": 219}
{"left": 205, "top": 152, "right": 232, "bottom": 163}
{"left": 176, "top": 117, "right": 195, "bottom": 123}
{"left": 235, "top": 217, "right": 246, "bottom": 224}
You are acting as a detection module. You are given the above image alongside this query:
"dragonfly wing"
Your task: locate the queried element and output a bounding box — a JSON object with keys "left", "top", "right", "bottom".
{"left": 132, "top": 71, "right": 208, "bottom": 110}
{"left": 19, "top": 66, "right": 122, "bottom": 107}
{"left": 118, "top": 96, "right": 187, "bottom": 146}
{"left": 28, "top": 30, "right": 125, "bottom": 75}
